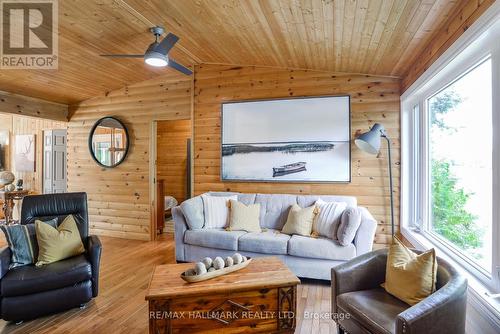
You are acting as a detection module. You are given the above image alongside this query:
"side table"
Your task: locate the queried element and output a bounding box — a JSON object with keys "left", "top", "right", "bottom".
{"left": 0, "top": 190, "right": 29, "bottom": 225}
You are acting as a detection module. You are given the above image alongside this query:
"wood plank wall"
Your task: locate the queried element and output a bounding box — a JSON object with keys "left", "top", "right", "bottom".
{"left": 401, "top": 0, "right": 495, "bottom": 92}
{"left": 0, "top": 91, "right": 68, "bottom": 121}
{"left": 156, "top": 119, "right": 192, "bottom": 205}
{"left": 67, "top": 73, "right": 191, "bottom": 241}
{"left": 193, "top": 64, "right": 400, "bottom": 248}
{"left": 0, "top": 113, "right": 67, "bottom": 193}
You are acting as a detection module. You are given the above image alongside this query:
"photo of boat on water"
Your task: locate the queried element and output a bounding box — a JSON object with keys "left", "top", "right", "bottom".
{"left": 221, "top": 96, "right": 351, "bottom": 182}
{"left": 273, "top": 161, "right": 306, "bottom": 177}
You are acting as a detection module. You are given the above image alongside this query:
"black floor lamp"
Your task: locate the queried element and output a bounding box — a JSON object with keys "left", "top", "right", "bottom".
{"left": 354, "top": 123, "right": 395, "bottom": 236}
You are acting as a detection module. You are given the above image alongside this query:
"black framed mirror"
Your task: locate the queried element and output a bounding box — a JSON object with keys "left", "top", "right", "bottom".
{"left": 89, "top": 117, "right": 129, "bottom": 168}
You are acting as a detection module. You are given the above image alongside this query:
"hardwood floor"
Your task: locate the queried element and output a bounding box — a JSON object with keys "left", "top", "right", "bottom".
{"left": 0, "top": 234, "right": 337, "bottom": 334}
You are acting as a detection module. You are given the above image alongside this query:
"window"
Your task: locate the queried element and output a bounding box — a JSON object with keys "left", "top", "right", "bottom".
{"left": 95, "top": 142, "right": 111, "bottom": 165}
{"left": 401, "top": 13, "right": 500, "bottom": 292}
{"left": 427, "top": 59, "right": 492, "bottom": 274}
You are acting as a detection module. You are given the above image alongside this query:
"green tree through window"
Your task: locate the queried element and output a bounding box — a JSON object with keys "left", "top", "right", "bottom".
{"left": 429, "top": 90, "right": 483, "bottom": 251}
{"left": 431, "top": 160, "right": 481, "bottom": 249}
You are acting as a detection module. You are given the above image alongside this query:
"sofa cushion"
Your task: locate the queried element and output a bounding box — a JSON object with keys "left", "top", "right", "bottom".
{"left": 297, "top": 195, "right": 357, "bottom": 208}
{"left": 288, "top": 235, "right": 356, "bottom": 261}
{"left": 180, "top": 196, "right": 205, "bottom": 229}
{"left": 1, "top": 254, "right": 92, "bottom": 297}
{"left": 236, "top": 193, "right": 257, "bottom": 205}
{"left": 238, "top": 229, "right": 291, "bottom": 255}
{"left": 255, "top": 194, "right": 298, "bottom": 230}
{"left": 337, "top": 288, "right": 409, "bottom": 334}
{"left": 184, "top": 229, "right": 247, "bottom": 251}
{"left": 208, "top": 192, "right": 256, "bottom": 205}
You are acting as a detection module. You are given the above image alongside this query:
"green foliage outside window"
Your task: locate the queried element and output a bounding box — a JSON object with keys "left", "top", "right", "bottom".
{"left": 430, "top": 90, "right": 483, "bottom": 250}
{"left": 431, "top": 159, "right": 482, "bottom": 249}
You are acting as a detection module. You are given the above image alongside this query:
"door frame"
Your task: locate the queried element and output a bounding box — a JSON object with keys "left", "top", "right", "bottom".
{"left": 149, "top": 118, "right": 193, "bottom": 241}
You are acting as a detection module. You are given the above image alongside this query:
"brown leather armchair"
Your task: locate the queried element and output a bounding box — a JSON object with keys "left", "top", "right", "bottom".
{"left": 331, "top": 248, "right": 467, "bottom": 334}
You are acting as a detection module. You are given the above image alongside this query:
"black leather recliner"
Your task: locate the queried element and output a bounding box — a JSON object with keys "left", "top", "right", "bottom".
{"left": 0, "top": 192, "right": 102, "bottom": 322}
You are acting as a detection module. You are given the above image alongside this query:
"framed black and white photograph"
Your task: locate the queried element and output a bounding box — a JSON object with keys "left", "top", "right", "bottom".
{"left": 221, "top": 95, "right": 351, "bottom": 182}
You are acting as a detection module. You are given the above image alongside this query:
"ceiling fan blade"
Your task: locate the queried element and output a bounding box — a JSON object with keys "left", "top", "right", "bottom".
{"left": 100, "top": 54, "right": 144, "bottom": 58}
{"left": 158, "top": 33, "right": 179, "bottom": 55}
{"left": 168, "top": 58, "right": 193, "bottom": 75}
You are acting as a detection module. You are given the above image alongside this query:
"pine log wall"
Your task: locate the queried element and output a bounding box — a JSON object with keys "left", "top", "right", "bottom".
{"left": 66, "top": 64, "right": 400, "bottom": 246}
{"left": 193, "top": 64, "right": 400, "bottom": 248}
{"left": 67, "top": 73, "right": 191, "bottom": 241}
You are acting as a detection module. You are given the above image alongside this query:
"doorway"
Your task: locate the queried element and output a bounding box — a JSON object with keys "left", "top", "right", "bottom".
{"left": 154, "top": 119, "right": 192, "bottom": 235}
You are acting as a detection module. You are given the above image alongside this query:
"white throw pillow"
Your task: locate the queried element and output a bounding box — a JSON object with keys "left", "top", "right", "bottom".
{"left": 313, "top": 199, "right": 347, "bottom": 239}
{"left": 281, "top": 204, "right": 318, "bottom": 236}
{"left": 227, "top": 200, "right": 261, "bottom": 232}
{"left": 201, "top": 194, "right": 238, "bottom": 229}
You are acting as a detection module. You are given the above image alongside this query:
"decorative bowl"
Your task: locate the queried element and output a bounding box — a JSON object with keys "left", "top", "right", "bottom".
{"left": 180, "top": 257, "right": 252, "bottom": 283}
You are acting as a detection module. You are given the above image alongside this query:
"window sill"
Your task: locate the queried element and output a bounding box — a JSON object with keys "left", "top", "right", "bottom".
{"left": 401, "top": 227, "right": 500, "bottom": 329}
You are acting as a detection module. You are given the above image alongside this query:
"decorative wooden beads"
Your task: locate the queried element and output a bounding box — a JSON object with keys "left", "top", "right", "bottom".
{"left": 183, "top": 253, "right": 248, "bottom": 277}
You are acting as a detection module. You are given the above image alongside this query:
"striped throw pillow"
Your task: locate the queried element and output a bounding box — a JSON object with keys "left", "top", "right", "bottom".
{"left": 313, "top": 199, "right": 347, "bottom": 239}
{"left": 1, "top": 218, "right": 58, "bottom": 268}
{"left": 201, "top": 194, "right": 238, "bottom": 229}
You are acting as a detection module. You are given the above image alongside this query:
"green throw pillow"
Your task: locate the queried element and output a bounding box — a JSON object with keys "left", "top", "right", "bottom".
{"left": 1, "top": 218, "right": 58, "bottom": 268}
{"left": 35, "top": 215, "right": 85, "bottom": 266}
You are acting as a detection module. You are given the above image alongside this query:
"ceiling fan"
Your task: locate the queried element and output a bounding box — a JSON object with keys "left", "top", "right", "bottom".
{"left": 100, "top": 26, "right": 192, "bottom": 75}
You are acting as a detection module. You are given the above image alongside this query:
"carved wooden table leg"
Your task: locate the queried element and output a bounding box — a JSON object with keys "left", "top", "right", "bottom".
{"left": 8, "top": 199, "right": 15, "bottom": 224}
{"left": 278, "top": 285, "right": 297, "bottom": 332}
{"left": 3, "top": 198, "right": 11, "bottom": 225}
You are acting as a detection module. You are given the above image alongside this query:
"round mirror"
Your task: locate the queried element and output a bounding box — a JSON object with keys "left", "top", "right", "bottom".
{"left": 89, "top": 117, "right": 129, "bottom": 168}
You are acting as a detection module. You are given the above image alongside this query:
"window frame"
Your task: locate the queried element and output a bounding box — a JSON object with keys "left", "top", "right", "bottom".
{"left": 422, "top": 57, "right": 494, "bottom": 282}
{"left": 401, "top": 10, "right": 500, "bottom": 293}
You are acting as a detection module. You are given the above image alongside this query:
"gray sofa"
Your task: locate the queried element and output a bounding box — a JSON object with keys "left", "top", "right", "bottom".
{"left": 172, "top": 192, "right": 377, "bottom": 280}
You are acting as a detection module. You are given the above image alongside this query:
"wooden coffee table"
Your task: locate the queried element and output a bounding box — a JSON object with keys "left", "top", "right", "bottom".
{"left": 146, "top": 256, "right": 300, "bottom": 334}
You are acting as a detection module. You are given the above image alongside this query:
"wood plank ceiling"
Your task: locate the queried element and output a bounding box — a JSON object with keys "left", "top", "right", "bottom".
{"left": 0, "top": 0, "right": 197, "bottom": 104}
{"left": 0, "top": 0, "right": 471, "bottom": 105}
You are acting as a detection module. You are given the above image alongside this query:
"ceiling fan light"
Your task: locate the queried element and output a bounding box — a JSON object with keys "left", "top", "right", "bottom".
{"left": 144, "top": 52, "right": 168, "bottom": 67}
{"left": 145, "top": 57, "right": 167, "bottom": 67}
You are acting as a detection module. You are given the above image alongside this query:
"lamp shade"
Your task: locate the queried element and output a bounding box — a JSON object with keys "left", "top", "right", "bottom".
{"left": 354, "top": 123, "right": 385, "bottom": 155}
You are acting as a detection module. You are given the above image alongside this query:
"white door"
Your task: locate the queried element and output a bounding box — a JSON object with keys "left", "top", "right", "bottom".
{"left": 43, "top": 131, "right": 53, "bottom": 194}
{"left": 52, "top": 130, "right": 67, "bottom": 193}
{"left": 43, "top": 129, "right": 67, "bottom": 194}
